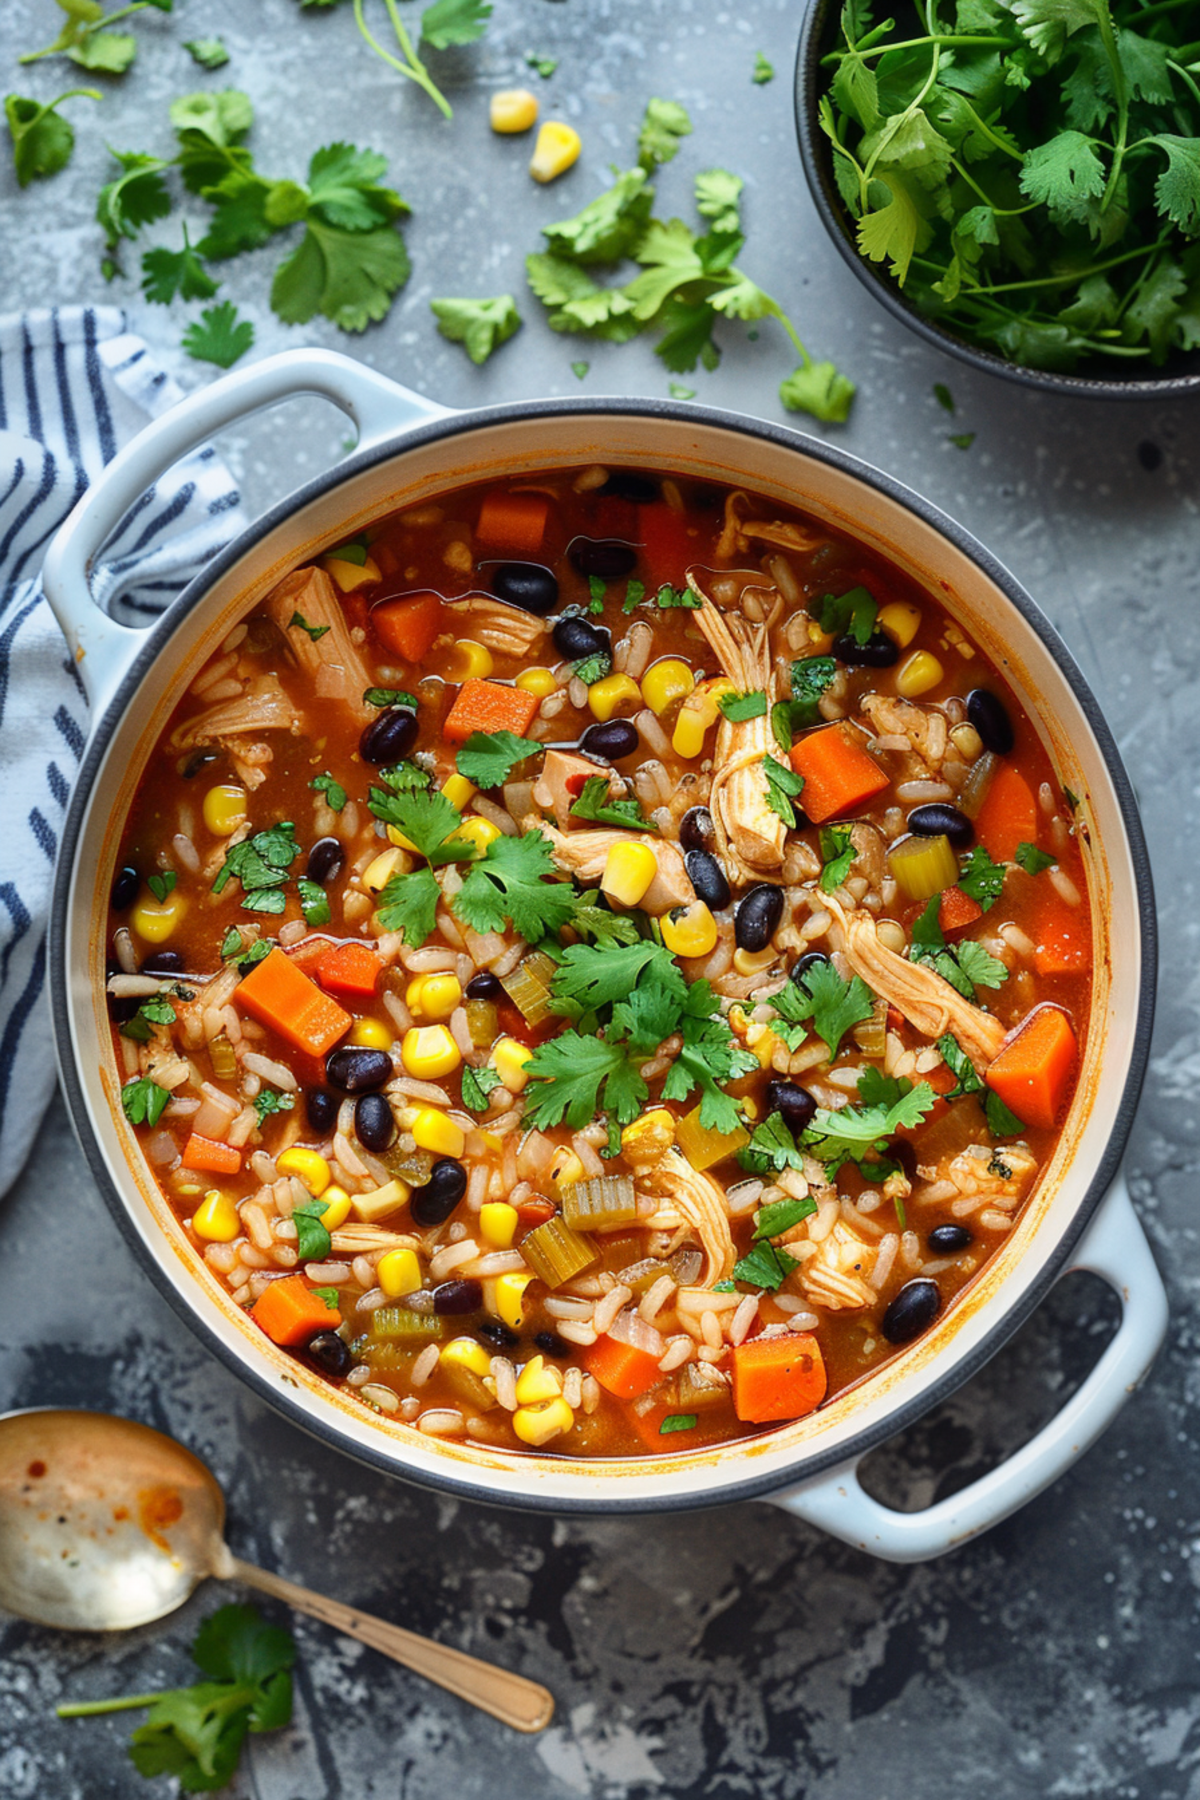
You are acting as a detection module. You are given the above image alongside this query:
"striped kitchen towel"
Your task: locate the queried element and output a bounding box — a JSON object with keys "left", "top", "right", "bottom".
{"left": 0, "top": 306, "right": 245, "bottom": 1198}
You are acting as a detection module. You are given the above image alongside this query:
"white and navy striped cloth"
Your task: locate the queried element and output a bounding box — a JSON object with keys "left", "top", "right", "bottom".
{"left": 0, "top": 306, "right": 245, "bottom": 1197}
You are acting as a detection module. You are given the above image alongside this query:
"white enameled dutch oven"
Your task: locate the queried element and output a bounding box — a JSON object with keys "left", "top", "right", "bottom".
{"left": 41, "top": 349, "right": 1168, "bottom": 1563}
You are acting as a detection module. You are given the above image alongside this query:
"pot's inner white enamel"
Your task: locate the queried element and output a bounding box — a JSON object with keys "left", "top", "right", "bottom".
{"left": 62, "top": 410, "right": 1135, "bottom": 1508}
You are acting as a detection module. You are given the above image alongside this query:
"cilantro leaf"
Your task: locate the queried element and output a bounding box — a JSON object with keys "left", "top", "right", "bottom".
{"left": 754, "top": 1196, "right": 818, "bottom": 1238}
{"left": 819, "top": 825, "right": 855, "bottom": 893}
{"left": 431, "top": 294, "right": 521, "bottom": 364}
{"left": 572, "top": 651, "right": 612, "bottom": 686}
{"left": 958, "top": 844, "right": 1007, "bottom": 910}
{"left": 763, "top": 754, "right": 803, "bottom": 827}
{"left": 121, "top": 1076, "right": 170, "bottom": 1128}
{"left": 454, "top": 832, "right": 579, "bottom": 942}
{"left": 936, "top": 1033, "right": 984, "bottom": 1100}
{"left": 376, "top": 866, "right": 442, "bottom": 948}
{"left": 146, "top": 871, "right": 176, "bottom": 904}
{"left": 718, "top": 690, "right": 767, "bottom": 722}
{"left": 752, "top": 52, "right": 776, "bottom": 86}
{"left": 271, "top": 218, "right": 410, "bottom": 333}
{"left": 816, "top": 586, "right": 877, "bottom": 645}
{"left": 661, "top": 1412, "right": 698, "bottom": 1434}
{"left": 541, "top": 168, "right": 654, "bottom": 264}
{"left": 120, "top": 995, "right": 178, "bottom": 1042}
{"left": 525, "top": 51, "right": 558, "bottom": 79}
{"left": 454, "top": 730, "right": 540, "bottom": 788}
{"left": 185, "top": 38, "right": 231, "bottom": 69}
{"left": 695, "top": 168, "right": 744, "bottom": 234}
{"left": 985, "top": 1088, "right": 1027, "bottom": 1136}
{"left": 549, "top": 940, "right": 679, "bottom": 1015}
{"left": 771, "top": 961, "right": 875, "bottom": 1059}
{"left": 96, "top": 150, "right": 172, "bottom": 247}
{"left": 955, "top": 939, "right": 1009, "bottom": 991}
{"left": 298, "top": 878, "right": 331, "bottom": 928}
{"left": 290, "top": 610, "right": 329, "bottom": 642}
{"left": 420, "top": 0, "right": 492, "bottom": 50}
{"left": 461, "top": 1063, "right": 501, "bottom": 1112}
{"left": 740, "top": 1113, "right": 807, "bottom": 1174}
{"left": 785, "top": 656, "right": 837, "bottom": 729}
{"left": 802, "top": 1083, "right": 936, "bottom": 1169}
{"left": 780, "top": 359, "right": 857, "bottom": 423}
{"left": 141, "top": 228, "right": 219, "bottom": 305}
{"left": 212, "top": 823, "right": 299, "bottom": 899}
{"left": 523, "top": 1032, "right": 648, "bottom": 1129}
{"left": 638, "top": 97, "right": 693, "bottom": 170}
{"left": 567, "top": 900, "right": 644, "bottom": 949}
{"left": 293, "top": 1200, "right": 332, "bottom": 1259}
{"left": 1015, "top": 841, "right": 1056, "bottom": 875}
{"left": 364, "top": 687, "right": 418, "bottom": 709}
{"left": 733, "top": 1240, "right": 800, "bottom": 1291}
{"left": 660, "top": 999, "right": 758, "bottom": 1132}
{"left": 569, "top": 775, "right": 659, "bottom": 832}
{"left": 310, "top": 771, "right": 347, "bottom": 812}
{"left": 254, "top": 1087, "right": 295, "bottom": 1125}
{"left": 5, "top": 88, "right": 98, "bottom": 187}
{"left": 367, "top": 786, "right": 471, "bottom": 864}
{"left": 182, "top": 301, "right": 255, "bottom": 369}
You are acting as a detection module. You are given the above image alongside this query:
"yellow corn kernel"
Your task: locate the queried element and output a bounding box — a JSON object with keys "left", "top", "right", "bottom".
{"left": 324, "top": 554, "right": 381, "bottom": 592}
{"left": 621, "top": 1108, "right": 675, "bottom": 1166}
{"left": 878, "top": 601, "right": 923, "bottom": 648}
{"left": 513, "top": 1397, "right": 575, "bottom": 1446}
{"left": 671, "top": 706, "right": 708, "bottom": 761}
{"left": 401, "top": 1025, "right": 462, "bottom": 1080}
{"left": 740, "top": 1095, "right": 760, "bottom": 1123}
{"left": 746, "top": 1022, "right": 781, "bottom": 1069}
{"left": 661, "top": 900, "right": 718, "bottom": 959}
{"left": 587, "top": 672, "right": 641, "bottom": 722}
{"left": 276, "top": 1147, "right": 332, "bottom": 1197}
{"left": 315, "top": 1185, "right": 353, "bottom": 1231}
{"left": 131, "top": 888, "right": 187, "bottom": 944}
{"left": 896, "top": 650, "right": 945, "bottom": 699}
{"left": 202, "top": 783, "right": 247, "bottom": 837}
{"left": 530, "top": 120, "right": 581, "bottom": 183}
{"left": 377, "top": 1246, "right": 421, "bottom": 1299}
{"left": 364, "top": 846, "right": 407, "bottom": 894}
{"left": 348, "top": 1017, "right": 393, "bottom": 1052}
{"left": 453, "top": 815, "right": 502, "bottom": 859}
{"left": 411, "top": 1107, "right": 466, "bottom": 1159}
{"left": 192, "top": 1189, "right": 239, "bottom": 1242}
{"left": 516, "top": 666, "right": 557, "bottom": 698}
{"left": 493, "top": 1036, "right": 534, "bottom": 1093}
{"left": 441, "top": 1337, "right": 493, "bottom": 1378}
{"left": 350, "top": 1178, "right": 410, "bottom": 1225}
{"left": 601, "top": 839, "right": 658, "bottom": 908}
{"left": 490, "top": 87, "right": 539, "bottom": 134}
{"left": 443, "top": 639, "right": 494, "bottom": 682}
{"left": 494, "top": 1270, "right": 533, "bottom": 1332}
{"left": 385, "top": 825, "right": 419, "bottom": 854}
{"left": 693, "top": 676, "right": 736, "bottom": 718}
{"left": 950, "top": 722, "right": 984, "bottom": 760}
{"left": 548, "top": 1146, "right": 585, "bottom": 1186}
{"left": 641, "top": 657, "right": 695, "bottom": 716}
{"left": 515, "top": 1354, "right": 563, "bottom": 1405}
{"left": 732, "top": 946, "right": 777, "bottom": 979}
{"left": 405, "top": 972, "right": 463, "bottom": 1021}
{"left": 676, "top": 1103, "right": 750, "bottom": 1172}
{"left": 441, "top": 773, "right": 477, "bottom": 811}
{"left": 480, "top": 1202, "right": 518, "bottom": 1249}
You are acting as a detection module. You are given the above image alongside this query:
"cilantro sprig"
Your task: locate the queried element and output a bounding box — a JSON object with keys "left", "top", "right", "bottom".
{"left": 768, "top": 960, "right": 875, "bottom": 1060}
{"left": 909, "top": 894, "right": 1008, "bottom": 1000}
{"left": 212, "top": 822, "right": 300, "bottom": 915}
{"left": 569, "top": 775, "right": 659, "bottom": 832}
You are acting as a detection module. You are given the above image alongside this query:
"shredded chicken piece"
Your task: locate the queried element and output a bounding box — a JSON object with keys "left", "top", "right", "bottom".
{"left": 825, "top": 895, "right": 1006, "bottom": 1070}
{"left": 918, "top": 1142, "right": 1037, "bottom": 1217}
{"left": 170, "top": 673, "right": 301, "bottom": 763}
{"left": 798, "top": 1220, "right": 880, "bottom": 1311}
{"left": 263, "top": 567, "right": 374, "bottom": 723}
{"left": 644, "top": 1148, "right": 735, "bottom": 1286}
{"left": 528, "top": 818, "right": 694, "bottom": 914}
{"left": 445, "top": 596, "right": 548, "bottom": 657}
{"left": 533, "top": 751, "right": 621, "bottom": 831}
{"left": 860, "top": 694, "right": 949, "bottom": 778}
{"left": 688, "top": 571, "right": 786, "bottom": 884}
{"left": 329, "top": 1225, "right": 423, "bottom": 1255}
{"left": 714, "top": 490, "right": 826, "bottom": 562}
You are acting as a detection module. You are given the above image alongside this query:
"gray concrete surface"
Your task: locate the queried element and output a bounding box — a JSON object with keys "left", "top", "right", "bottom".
{"left": 2, "top": 1, "right": 1199, "bottom": 1795}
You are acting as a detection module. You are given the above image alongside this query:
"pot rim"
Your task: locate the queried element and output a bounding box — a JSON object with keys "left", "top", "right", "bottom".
{"left": 49, "top": 393, "right": 1158, "bottom": 1514}
{"left": 792, "top": 0, "right": 1200, "bottom": 402}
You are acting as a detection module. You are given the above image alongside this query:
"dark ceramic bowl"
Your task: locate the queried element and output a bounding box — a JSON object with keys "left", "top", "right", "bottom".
{"left": 794, "top": 0, "right": 1200, "bottom": 401}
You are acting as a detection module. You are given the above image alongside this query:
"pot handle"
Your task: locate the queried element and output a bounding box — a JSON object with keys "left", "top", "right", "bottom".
{"left": 40, "top": 348, "right": 450, "bottom": 713}
{"left": 766, "top": 1173, "right": 1167, "bottom": 1563}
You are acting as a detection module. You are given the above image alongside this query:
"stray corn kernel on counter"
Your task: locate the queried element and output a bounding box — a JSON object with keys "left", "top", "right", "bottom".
{"left": 104, "top": 464, "right": 1092, "bottom": 1457}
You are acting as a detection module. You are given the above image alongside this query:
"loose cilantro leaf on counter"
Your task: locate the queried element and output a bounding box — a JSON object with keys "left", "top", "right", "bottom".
{"left": 310, "top": 771, "right": 347, "bottom": 812}
{"left": 141, "top": 226, "right": 219, "bottom": 305}
{"left": 455, "top": 832, "right": 579, "bottom": 942}
{"left": 958, "top": 845, "right": 1007, "bottom": 911}
{"left": 570, "top": 775, "right": 659, "bottom": 832}
{"left": 763, "top": 754, "right": 804, "bottom": 828}
{"left": 146, "top": 871, "right": 176, "bottom": 904}
{"left": 19, "top": 0, "right": 172, "bottom": 76}
{"left": 183, "top": 301, "right": 254, "bottom": 368}
{"left": 1015, "top": 841, "right": 1056, "bottom": 875}
{"left": 461, "top": 1063, "right": 502, "bottom": 1112}
{"left": 937, "top": 1034, "right": 984, "bottom": 1101}
{"left": 455, "top": 730, "right": 541, "bottom": 788}
{"left": 254, "top": 1087, "right": 295, "bottom": 1125}
{"left": 5, "top": 88, "right": 98, "bottom": 187}
{"left": 120, "top": 1075, "right": 171, "bottom": 1128}
{"left": 818, "top": 825, "right": 855, "bottom": 893}
{"left": 639, "top": 97, "right": 693, "bottom": 170}
{"left": 733, "top": 1240, "right": 799, "bottom": 1291}
{"left": 752, "top": 52, "right": 775, "bottom": 85}
{"left": 97, "top": 150, "right": 172, "bottom": 247}
{"left": 376, "top": 865, "right": 442, "bottom": 949}
{"left": 769, "top": 960, "right": 875, "bottom": 1060}
{"left": 718, "top": 690, "right": 767, "bottom": 723}
{"left": 431, "top": 294, "right": 521, "bottom": 364}
{"left": 364, "top": 687, "right": 418, "bottom": 709}
{"left": 526, "top": 51, "right": 558, "bottom": 79}
{"left": 185, "top": 38, "right": 231, "bottom": 69}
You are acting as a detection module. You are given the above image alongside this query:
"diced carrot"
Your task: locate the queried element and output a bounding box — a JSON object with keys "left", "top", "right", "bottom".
{"left": 636, "top": 501, "right": 700, "bottom": 587}
{"left": 731, "top": 1332, "right": 827, "bottom": 1424}
{"left": 371, "top": 592, "right": 444, "bottom": 664}
{"left": 581, "top": 1334, "right": 663, "bottom": 1401}
{"left": 975, "top": 764, "right": 1038, "bottom": 864}
{"left": 235, "top": 947, "right": 351, "bottom": 1058}
{"left": 986, "top": 1005, "right": 1078, "bottom": 1131}
{"left": 789, "top": 724, "right": 891, "bottom": 823}
{"left": 1031, "top": 889, "right": 1090, "bottom": 976}
{"left": 938, "top": 884, "right": 984, "bottom": 934}
{"left": 443, "top": 679, "right": 540, "bottom": 745}
{"left": 476, "top": 490, "right": 549, "bottom": 556}
{"left": 251, "top": 1275, "right": 342, "bottom": 1347}
{"left": 181, "top": 1133, "right": 242, "bottom": 1175}
{"left": 317, "top": 941, "right": 383, "bottom": 999}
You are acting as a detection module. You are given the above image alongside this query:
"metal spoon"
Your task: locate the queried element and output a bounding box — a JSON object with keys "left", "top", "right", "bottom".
{"left": 0, "top": 1409, "right": 554, "bottom": 1733}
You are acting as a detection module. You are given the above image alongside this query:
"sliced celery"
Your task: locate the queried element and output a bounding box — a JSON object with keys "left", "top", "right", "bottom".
{"left": 369, "top": 1307, "right": 445, "bottom": 1343}
{"left": 959, "top": 750, "right": 997, "bottom": 820}
{"left": 209, "top": 1034, "right": 237, "bottom": 1080}
{"left": 521, "top": 1215, "right": 598, "bottom": 1288}
{"left": 888, "top": 833, "right": 959, "bottom": 902}
{"left": 501, "top": 950, "right": 558, "bottom": 1027}
{"left": 561, "top": 1174, "right": 637, "bottom": 1231}
{"left": 852, "top": 998, "right": 888, "bottom": 1058}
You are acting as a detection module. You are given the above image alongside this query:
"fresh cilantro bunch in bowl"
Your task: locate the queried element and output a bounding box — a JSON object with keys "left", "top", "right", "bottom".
{"left": 795, "top": 0, "right": 1200, "bottom": 394}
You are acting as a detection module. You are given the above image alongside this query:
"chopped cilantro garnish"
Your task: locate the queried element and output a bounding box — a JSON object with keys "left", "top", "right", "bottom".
{"left": 621, "top": 578, "right": 647, "bottom": 614}
{"left": 310, "top": 1287, "right": 340, "bottom": 1312}
{"left": 569, "top": 775, "right": 659, "bottom": 833}
{"left": 298, "top": 878, "right": 331, "bottom": 928}
{"left": 653, "top": 582, "right": 697, "bottom": 609}
{"left": 785, "top": 656, "right": 837, "bottom": 729}
{"left": 733, "top": 1241, "right": 799, "bottom": 1291}
{"left": 660, "top": 1413, "right": 698, "bottom": 1435}
{"left": 376, "top": 866, "right": 442, "bottom": 949}
{"left": 754, "top": 1197, "right": 817, "bottom": 1239}
{"left": 1015, "top": 842, "right": 1056, "bottom": 876}
{"left": 254, "top": 1088, "right": 296, "bottom": 1124}
{"left": 310, "top": 771, "right": 346, "bottom": 812}
{"left": 146, "top": 871, "right": 176, "bottom": 904}
{"left": 587, "top": 575, "right": 607, "bottom": 611}
{"left": 718, "top": 690, "right": 767, "bottom": 723}
{"left": 461, "top": 1063, "right": 502, "bottom": 1112}
{"left": 770, "top": 961, "right": 874, "bottom": 1060}
{"left": 936, "top": 1034, "right": 984, "bottom": 1102}
{"left": 292, "top": 1200, "right": 331, "bottom": 1260}
{"left": 212, "top": 824, "right": 299, "bottom": 911}
{"left": 573, "top": 650, "right": 612, "bottom": 687}
{"left": 119, "top": 996, "right": 177, "bottom": 1042}
{"left": 522, "top": 1032, "right": 648, "bottom": 1129}
{"left": 289, "top": 610, "right": 330, "bottom": 642}
{"left": 366, "top": 787, "right": 471, "bottom": 864}
{"left": 816, "top": 587, "right": 876, "bottom": 647}
{"left": 455, "top": 729, "right": 541, "bottom": 788}
{"left": 818, "top": 824, "right": 855, "bottom": 893}
{"left": 958, "top": 845, "right": 1007, "bottom": 912}
{"left": 121, "top": 1075, "right": 170, "bottom": 1128}
{"left": 740, "top": 1113, "right": 807, "bottom": 1174}
{"left": 802, "top": 1084, "right": 936, "bottom": 1174}
{"left": 1063, "top": 788, "right": 1080, "bottom": 815}
{"left": 985, "top": 1089, "right": 1026, "bottom": 1138}
{"left": 377, "top": 760, "right": 432, "bottom": 795}
{"left": 908, "top": 895, "right": 1006, "bottom": 999}
{"left": 567, "top": 900, "right": 644, "bottom": 949}
{"left": 364, "top": 687, "right": 419, "bottom": 709}
{"left": 763, "top": 754, "right": 803, "bottom": 828}
{"left": 455, "top": 832, "right": 579, "bottom": 942}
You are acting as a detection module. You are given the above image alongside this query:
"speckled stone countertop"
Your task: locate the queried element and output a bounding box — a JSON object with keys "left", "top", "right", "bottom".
{"left": 2, "top": 1, "right": 1198, "bottom": 1795}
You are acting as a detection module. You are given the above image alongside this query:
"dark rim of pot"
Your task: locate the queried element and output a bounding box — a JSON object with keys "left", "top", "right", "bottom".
{"left": 793, "top": 0, "right": 1200, "bottom": 402}
{"left": 49, "top": 394, "right": 1158, "bottom": 1518}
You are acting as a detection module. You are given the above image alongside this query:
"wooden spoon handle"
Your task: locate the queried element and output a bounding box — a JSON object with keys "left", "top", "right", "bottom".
{"left": 225, "top": 1555, "right": 554, "bottom": 1734}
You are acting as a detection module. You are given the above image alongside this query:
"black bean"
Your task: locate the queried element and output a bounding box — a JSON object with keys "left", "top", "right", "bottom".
{"left": 325, "top": 1047, "right": 392, "bottom": 1093}
{"left": 579, "top": 719, "right": 639, "bottom": 762}
{"left": 359, "top": 707, "right": 418, "bottom": 766}
{"left": 764, "top": 1080, "right": 817, "bottom": 1136}
{"left": 140, "top": 950, "right": 184, "bottom": 976}
{"left": 491, "top": 562, "right": 560, "bottom": 615}
{"left": 307, "top": 836, "right": 345, "bottom": 884}
{"left": 685, "top": 848, "right": 731, "bottom": 912}
{"left": 305, "top": 1086, "right": 339, "bottom": 1134}
{"left": 791, "top": 950, "right": 829, "bottom": 988}
{"left": 907, "top": 803, "right": 973, "bottom": 847}
{"left": 433, "top": 1277, "right": 483, "bottom": 1316}
{"left": 834, "top": 631, "right": 900, "bottom": 668}
{"left": 881, "top": 1278, "right": 942, "bottom": 1345}
{"left": 111, "top": 866, "right": 139, "bottom": 912}
{"left": 679, "top": 806, "right": 716, "bottom": 854}
{"left": 553, "top": 615, "right": 610, "bottom": 662}
{"left": 465, "top": 971, "right": 502, "bottom": 1001}
{"left": 354, "top": 1091, "right": 394, "bottom": 1153}
{"left": 477, "top": 1317, "right": 519, "bottom": 1350}
{"left": 928, "top": 1223, "right": 973, "bottom": 1253}
{"left": 967, "top": 689, "right": 1014, "bottom": 756}
{"left": 535, "top": 1331, "right": 570, "bottom": 1358}
{"left": 410, "top": 1157, "right": 468, "bottom": 1227}
{"left": 569, "top": 539, "right": 637, "bottom": 580}
{"left": 105, "top": 958, "right": 140, "bottom": 1024}
{"left": 602, "top": 471, "right": 659, "bottom": 503}
{"left": 735, "top": 883, "right": 784, "bottom": 952}
{"left": 307, "top": 1331, "right": 352, "bottom": 1377}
